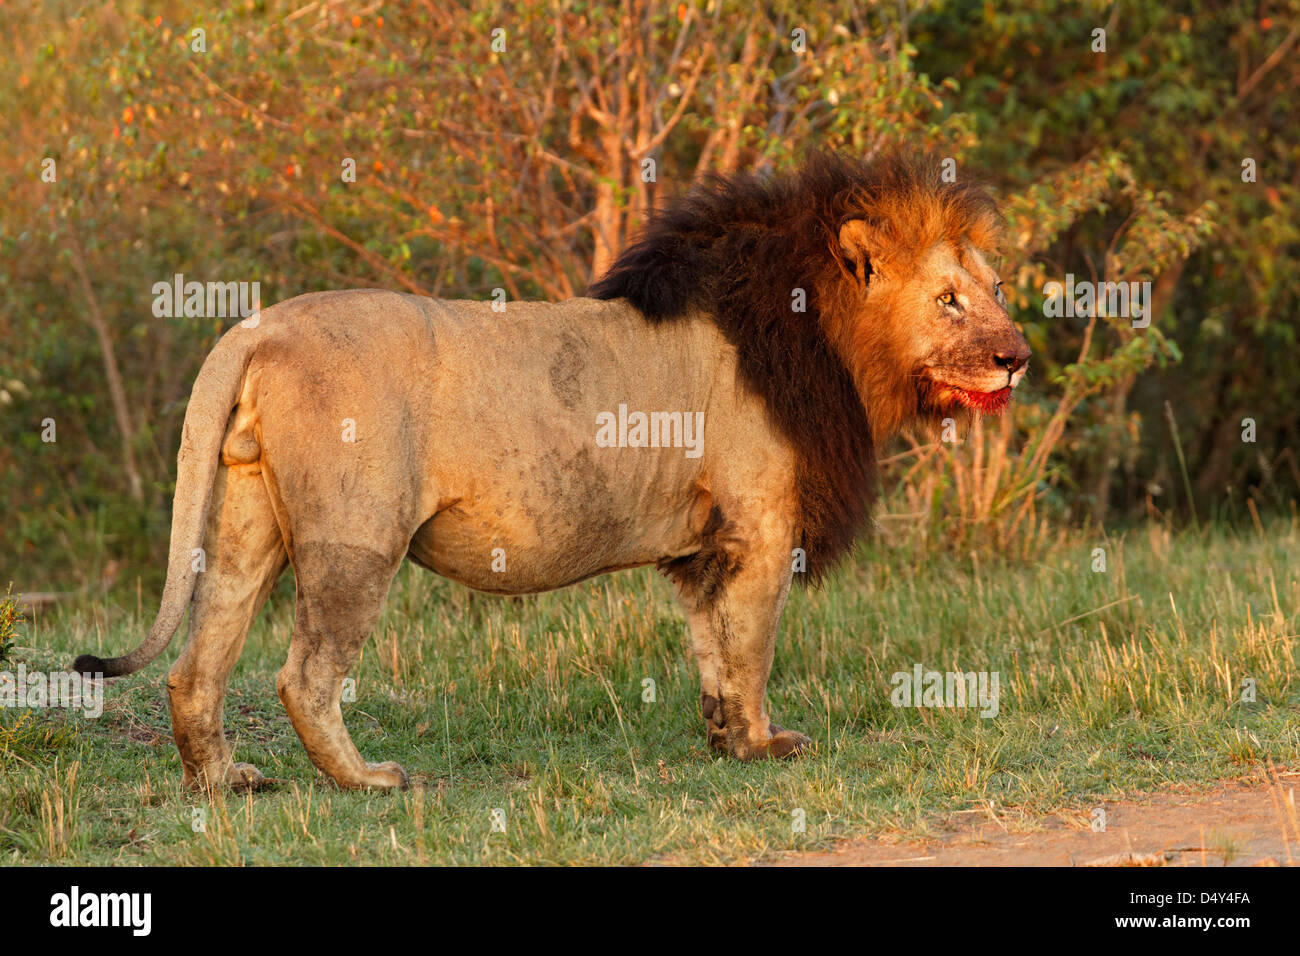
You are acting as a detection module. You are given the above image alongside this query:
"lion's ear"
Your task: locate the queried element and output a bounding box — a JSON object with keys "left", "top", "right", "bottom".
{"left": 838, "top": 219, "right": 883, "bottom": 286}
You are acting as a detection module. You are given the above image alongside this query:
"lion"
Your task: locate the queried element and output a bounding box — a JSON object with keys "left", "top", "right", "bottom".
{"left": 75, "top": 152, "right": 1029, "bottom": 791}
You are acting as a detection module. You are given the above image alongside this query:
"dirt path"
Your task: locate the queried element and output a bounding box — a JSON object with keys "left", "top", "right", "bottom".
{"left": 773, "top": 770, "right": 1300, "bottom": 867}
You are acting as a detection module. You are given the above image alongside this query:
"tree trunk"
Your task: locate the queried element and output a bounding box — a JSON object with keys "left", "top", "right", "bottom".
{"left": 66, "top": 232, "right": 144, "bottom": 503}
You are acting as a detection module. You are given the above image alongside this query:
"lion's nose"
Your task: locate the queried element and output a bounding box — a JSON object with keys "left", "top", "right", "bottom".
{"left": 993, "top": 346, "right": 1030, "bottom": 374}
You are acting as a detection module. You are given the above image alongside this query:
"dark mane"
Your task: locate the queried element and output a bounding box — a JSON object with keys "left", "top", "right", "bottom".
{"left": 588, "top": 151, "right": 999, "bottom": 583}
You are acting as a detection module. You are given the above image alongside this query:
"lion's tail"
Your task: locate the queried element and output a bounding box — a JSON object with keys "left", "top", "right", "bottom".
{"left": 73, "top": 324, "right": 260, "bottom": 678}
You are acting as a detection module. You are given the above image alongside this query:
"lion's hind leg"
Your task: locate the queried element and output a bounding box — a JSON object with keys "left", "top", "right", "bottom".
{"left": 276, "top": 541, "right": 409, "bottom": 790}
{"left": 166, "top": 462, "right": 287, "bottom": 792}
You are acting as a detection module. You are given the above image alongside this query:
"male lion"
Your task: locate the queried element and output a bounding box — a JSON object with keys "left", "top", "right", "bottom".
{"left": 76, "top": 153, "right": 1029, "bottom": 790}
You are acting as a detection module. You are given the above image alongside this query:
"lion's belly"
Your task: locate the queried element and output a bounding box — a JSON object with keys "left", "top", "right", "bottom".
{"left": 407, "top": 493, "right": 698, "bottom": 594}
{"left": 321, "top": 293, "right": 733, "bottom": 593}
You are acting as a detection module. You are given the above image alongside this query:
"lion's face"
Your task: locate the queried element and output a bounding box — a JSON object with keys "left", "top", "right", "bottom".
{"left": 891, "top": 241, "right": 1030, "bottom": 417}
{"left": 834, "top": 219, "right": 1030, "bottom": 432}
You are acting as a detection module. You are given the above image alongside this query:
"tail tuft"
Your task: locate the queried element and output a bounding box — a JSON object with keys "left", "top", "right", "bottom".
{"left": 73, "top": 653, "right": 119, "bottom": 677}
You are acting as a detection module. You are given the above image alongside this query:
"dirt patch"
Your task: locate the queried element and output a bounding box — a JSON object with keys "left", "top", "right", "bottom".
{"left": 773, "top": 770, "right": 1300, "bottom": 867}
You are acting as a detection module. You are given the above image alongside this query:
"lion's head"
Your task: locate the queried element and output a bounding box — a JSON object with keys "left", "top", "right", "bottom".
{"left": 821, "top": 157, "right": 1030, "bottom": 441}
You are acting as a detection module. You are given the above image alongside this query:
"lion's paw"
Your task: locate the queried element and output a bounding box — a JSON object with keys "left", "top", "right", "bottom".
{"left": 701, "top": 693, "right": 729, "bottom": 754}
{"left": 765, "top": 726, "right": 814, "bottom": 759}
{"left": 230, "top": 762, "right": 272, "bottom": 790}
{"left": 360, "top": 761, "right": 410, "bottom": 790}
{"left": 726, "top": 725, "right": 815, "bottom": 760}
{"left": 184, "top": 761, "right": 271, "bottom": 793}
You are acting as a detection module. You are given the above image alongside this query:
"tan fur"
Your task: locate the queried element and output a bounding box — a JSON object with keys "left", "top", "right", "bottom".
{"left": 110, "top": 293, "right": 810, "bottom": 789}
{"left": 79, "top": 163, "right": 1029, "bottom": 791}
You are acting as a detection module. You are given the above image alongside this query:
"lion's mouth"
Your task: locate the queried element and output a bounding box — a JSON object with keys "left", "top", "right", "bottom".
{"left": 949, "top": 385, "right": 1013, "bottom": 414}
{"left": 931, "top": 382, "right": 1014, "bottom": 415}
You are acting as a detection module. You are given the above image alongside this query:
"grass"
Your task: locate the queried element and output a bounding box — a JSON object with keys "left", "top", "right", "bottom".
{"left": 1, "top": 518, "right": 1298, "bottom": 865}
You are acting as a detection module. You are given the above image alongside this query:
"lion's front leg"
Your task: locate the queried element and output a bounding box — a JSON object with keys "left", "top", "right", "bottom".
{"left": 670, "top": 512, "right": 813, "bottom": 760}
{"left": 680, "top": 603, "right": 729, "bottom": 753}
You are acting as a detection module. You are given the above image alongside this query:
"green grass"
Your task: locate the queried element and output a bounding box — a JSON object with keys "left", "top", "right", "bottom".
{"left": 2, "top": 520, "right": 1298, "bottom": 865}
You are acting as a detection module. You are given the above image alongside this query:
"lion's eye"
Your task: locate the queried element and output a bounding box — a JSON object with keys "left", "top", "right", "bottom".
{"left": 938, "top": 291, "right": 957, "bottom": 307}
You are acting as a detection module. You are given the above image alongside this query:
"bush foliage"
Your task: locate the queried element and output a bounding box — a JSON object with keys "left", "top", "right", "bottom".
{"left": 1, "top": 1, "right": 1296, "bottom": 587}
